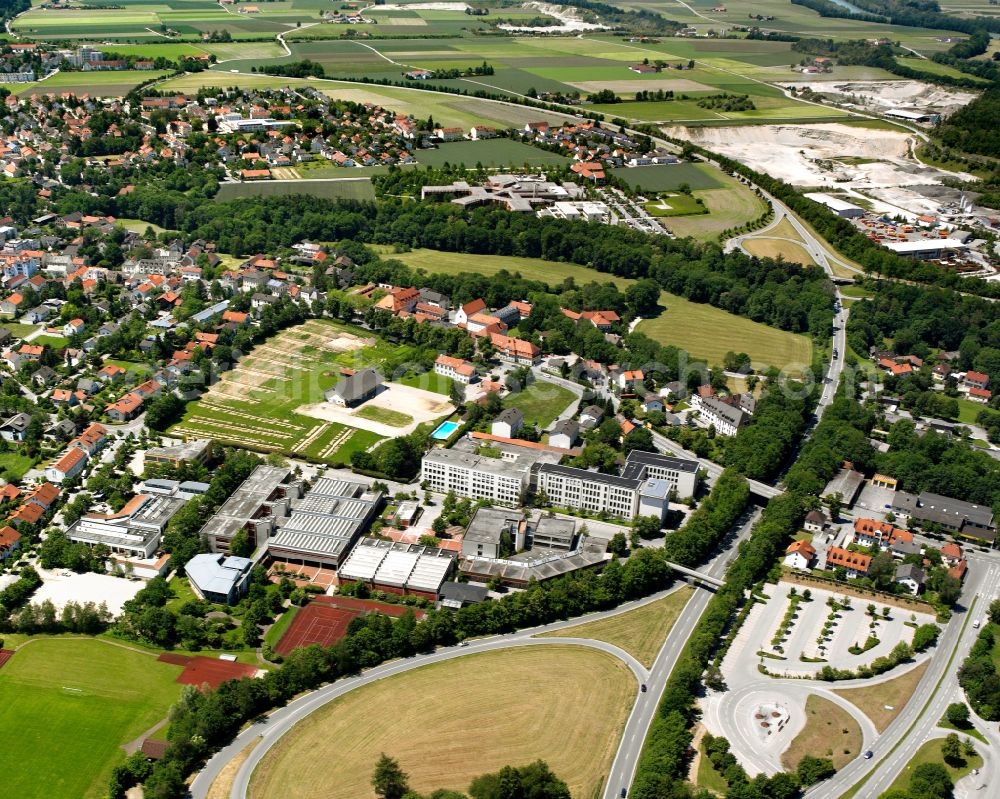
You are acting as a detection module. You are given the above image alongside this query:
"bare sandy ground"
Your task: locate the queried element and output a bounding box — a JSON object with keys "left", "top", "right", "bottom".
{"left": 783, "top": 79, "right": 979, "bottom": 116}
{"left": 33, "top": 569, "right": 144, "bottom": 616}
{"left": 668, "top": 122, "right": 972, "bottom": 191}
{"left": 297, "top": 382, "right": 454, "bottom": 437}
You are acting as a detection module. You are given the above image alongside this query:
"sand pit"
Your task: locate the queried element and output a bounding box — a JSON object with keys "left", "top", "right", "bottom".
{"left": 668, "top": 122, "right": 971, "bottom": 189}
{"left": 783, "top": 79, "right": 978, "bottom": 116}
{"left": 33, "top": 570, "right": 144, "bottom": 616}
{"left": 298, "top": 381, "right": 454, "bottom": 437}
{"left": 570, "top": 78, "right": 715, "bottom": 94}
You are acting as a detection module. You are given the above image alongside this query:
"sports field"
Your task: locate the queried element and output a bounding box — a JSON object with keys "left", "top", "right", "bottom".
{"left": 169, "top": 319, "right": 383, "bottom": 463}
{"left": 276, "top": 596, "right": 426, "bottom": 656}
{"left": 0, "top": 639, "right": 184, "bottom": 799}
{"left": 379, "top": 246, "right": 810, "bottom": 369}
{"left": 248, "top": 646, "right": 634, "bottom": 799}
{"left": 539, "top": 586, "right": 694, "bottom": 667}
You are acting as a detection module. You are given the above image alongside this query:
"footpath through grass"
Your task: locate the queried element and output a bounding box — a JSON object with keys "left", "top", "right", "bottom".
{"left": 0, "top": 638, "right": 184, "bottom": 799}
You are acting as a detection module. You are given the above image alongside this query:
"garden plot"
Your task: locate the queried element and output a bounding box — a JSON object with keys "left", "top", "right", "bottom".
{"left": 169, "top": 321, "right": 383, "bottom": 464}
{"left": 298, "top": 381, "right": 454, "bottom": 437}
{"left": 745, "top": 581, "right": 935, "bottom": 678}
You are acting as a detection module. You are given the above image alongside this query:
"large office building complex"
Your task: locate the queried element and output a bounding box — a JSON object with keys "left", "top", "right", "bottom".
{"left": 200, "top": 466, "right": 299, "bottom": 554}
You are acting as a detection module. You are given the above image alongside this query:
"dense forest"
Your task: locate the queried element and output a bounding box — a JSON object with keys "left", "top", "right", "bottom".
{"left": 109, "top": 192, "right": 834, "bottom": 340}
{"left": 936, "top": 87, "right": 1000, "bottom": 159}
{"left": 846, "top": 281, "right": 1000, "bottom": 388}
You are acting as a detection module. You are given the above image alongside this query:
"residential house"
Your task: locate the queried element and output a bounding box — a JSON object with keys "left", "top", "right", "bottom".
{"left": 784, "top": 539, "right": 816, "bottom": 570}
{"left": 895, "top": 563, "right": 925, "bottom": 595}
{"left": 549, "top": 419, "right": 579, "bottom": 450}
{"left": 804, "top": 509, "right": 827, "bottom": 533}
{"left": 0, "top": 412, "right": 31, "bottom": 442}
{"left": 491, "top": 408, "right": 524, "bottom": 439}
{"left": 0, "top": 525, "right": 21, "bottom": 560}
{"left": 45, "top": 447, "right": 87, "bottom": 484}
{"left": 825, "top": 547, "right": 872, "bottom": 578}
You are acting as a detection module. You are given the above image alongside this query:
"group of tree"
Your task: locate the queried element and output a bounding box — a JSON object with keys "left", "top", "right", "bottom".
{"left": 371, "top": 754, "right": 570, "bottom": 799}
{"left": 958, "top": 599, "right": 1000, "bottom": 719}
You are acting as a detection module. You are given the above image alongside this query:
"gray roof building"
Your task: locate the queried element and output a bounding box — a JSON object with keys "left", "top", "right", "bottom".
{"left": 186, "top": 553, "right": 254, "bottom": 604}
{"left": 325, "top": 367, "right": 382, "bottom": 407}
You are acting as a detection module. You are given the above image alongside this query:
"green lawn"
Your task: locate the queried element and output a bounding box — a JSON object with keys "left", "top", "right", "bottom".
{"left": 264, "top": 605, "right": 300, "bottom": 648}
{"left": 0, "top": 451, "right": 37, "bottom": 481}
{"left": 30, "top": 334, "right": 68, "bottom": 348}
{"left": 355, "top": 405, "right": 414, "bottom": 428}
{"left": 0, "top": 639, "right": 184, "bottom": 799}
{"left": 887, "top": 737, "right": 983, "bottom": 795}
{"left": 957, "top": 398, "right": 985, "bottom": 425}
{"left": 644, "top": 193, "right": 707, "bottom": 217}
{"left": 0, "top": 321, "right": 39, "bottom": 338}
{"left": 503, "top": 382, "right": 577, "bottom": 429}
{"left": 398, "top": 372, "right": 454, "bottom": 396}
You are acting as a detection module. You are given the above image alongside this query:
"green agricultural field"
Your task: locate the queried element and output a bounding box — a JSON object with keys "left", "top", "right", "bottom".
{"left": 3, "top": 69, "right": 171, "bottom": 97}
{"left": 215, "top": 179, "right": 376, "bottom": 202}
{"left": 156, "top": 72, "right": 571, "bottom": 129}
{"left": 170, "top": 319, "right": 384, "bottom": 464}
{"left": 503, "top": 381, "right": 578, "bottom": 429}
{"left": 612, "top": 162, "right": 723, "bottom": 192}
{"left": 637, "top": 291, "right": 812, "bottom": 372}
{"left": 0, "top": 639, "right": 184, "bottom": 799}
{"left": 416, "top": 139, "right": 569, "bottom": 168}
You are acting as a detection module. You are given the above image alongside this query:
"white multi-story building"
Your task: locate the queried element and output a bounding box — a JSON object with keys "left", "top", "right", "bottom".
{"left": 421, "top": 446, "right": 560, "bottom": 506}
{"left": 537, "top": 450, "right": 699, "bottom": 521}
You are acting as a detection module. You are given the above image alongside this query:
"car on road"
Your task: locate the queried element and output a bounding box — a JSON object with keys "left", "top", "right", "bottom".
{"left": 641, "top": 684, "right": 647, "bottom": 692}
{"left": 621, "top": 789, "right": 627, "bottom": 798}
{"left": 863, "top": 751, "right": 873, "bottom": 759}
{"left": 973, "top": 619, "right": 981, "bottom": 628}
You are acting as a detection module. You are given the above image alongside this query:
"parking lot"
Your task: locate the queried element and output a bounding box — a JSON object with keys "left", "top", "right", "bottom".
{"left": 740, "top": 581, "right": 936, "bottom": 677}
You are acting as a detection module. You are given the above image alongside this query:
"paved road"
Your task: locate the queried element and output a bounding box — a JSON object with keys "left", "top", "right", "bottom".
{"left": 600, "top": 506, "right": 763, "bottom": 799}
{"left": 188, "top": 585, "right": 682, "bottom": 798}
{"left": 805, "top": 557, "right": 1000, "bottom": 799}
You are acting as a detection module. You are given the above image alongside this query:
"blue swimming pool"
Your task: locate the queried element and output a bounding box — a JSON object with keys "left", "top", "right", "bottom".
{"left": 431, "top": 420, "right": 460, "bottom": 440}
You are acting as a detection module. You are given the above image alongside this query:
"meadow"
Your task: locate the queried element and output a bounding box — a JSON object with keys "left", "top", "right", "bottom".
{"left": 1, "top": 69, "right": 171, "bottom": 97}
{"left": 215, "top": 179, "right": 376, "bottom": 202}
{"left": 503, "top": 381, "right": 578, "bottom": 429}
{"left": 377, "top": 246, "right": 812, "bottom": 370}
{"left": 0, "top": 639, "right": 184, "bottom": 799}
{"left": 170, "top": 319, "right": 384, "bottom": 464}
{"left": 248, "top": 646, "right": 634, "bottom": 799}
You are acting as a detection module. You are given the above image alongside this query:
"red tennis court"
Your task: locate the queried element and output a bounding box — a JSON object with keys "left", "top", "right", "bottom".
{"left": 0, "top": 649, "right": 14, "bottom": 670}
{"left": 276, "top": 596, "right": 426, "bottom": 656}
{"left": 158, "top": 653, "right": 259, "bottom": 689}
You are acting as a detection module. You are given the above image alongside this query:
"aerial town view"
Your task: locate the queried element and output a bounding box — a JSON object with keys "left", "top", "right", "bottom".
{"left": 4, "top": 0, "right": 1000, "bottom": 798}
